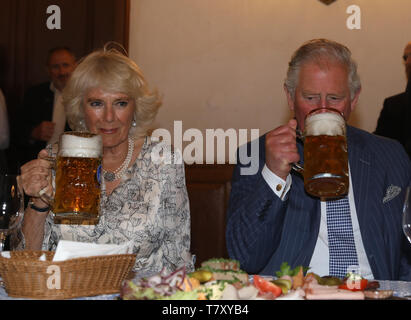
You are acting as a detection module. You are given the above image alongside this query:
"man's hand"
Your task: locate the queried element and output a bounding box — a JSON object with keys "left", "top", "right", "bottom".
{"left": 265, "top": 119, "right": 300, "bottom": 181}
{"left": 31, "top": 121, "right": 55, "bottom": 142}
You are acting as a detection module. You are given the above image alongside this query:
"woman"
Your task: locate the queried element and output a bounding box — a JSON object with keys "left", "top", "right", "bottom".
{"left": 16, "top": 47, "right": 194, "bottom": 277}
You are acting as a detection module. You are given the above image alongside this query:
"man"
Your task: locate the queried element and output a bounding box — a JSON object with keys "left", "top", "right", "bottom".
{"left": 375, "top": 41, "right": 411, "bottom": 159}
{"left": 17, "top": 47, "right": 76, "bottom": 165}
{"left": 0, "top": 89, "right": 9, "bottom": 173}
{"left": 226, "top": 39, "right": 411, "bottom": 280}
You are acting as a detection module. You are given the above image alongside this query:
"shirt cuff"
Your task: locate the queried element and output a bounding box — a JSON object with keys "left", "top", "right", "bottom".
{"left": 261, "top": 164, "right": 292, "bottom": 201}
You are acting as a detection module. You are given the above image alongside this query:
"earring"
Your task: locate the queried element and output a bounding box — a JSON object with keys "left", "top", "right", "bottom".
{"left": 132, "top": 120, "right": 137, "bottom": 127}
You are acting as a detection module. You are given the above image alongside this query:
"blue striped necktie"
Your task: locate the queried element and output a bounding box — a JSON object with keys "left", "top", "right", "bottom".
{"left": 326, "top": 196, "right": 359, "bottom": 278}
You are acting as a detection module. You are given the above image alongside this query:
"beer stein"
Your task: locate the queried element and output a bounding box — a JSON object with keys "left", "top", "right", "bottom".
{"left": 293, "top": 108, "right": 349, "bottom": 199}
{"left": 41, "top": 131, "right": 103, "bottom": 225}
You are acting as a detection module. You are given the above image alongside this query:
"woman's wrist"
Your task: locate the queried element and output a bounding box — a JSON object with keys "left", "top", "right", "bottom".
{"left": 28, "top": 197, "right": 51, "bottom": 212}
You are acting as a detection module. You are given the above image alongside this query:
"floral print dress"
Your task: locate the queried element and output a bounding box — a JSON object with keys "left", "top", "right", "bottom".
{"left": 16, "top": 136, "right": 194, "bottom": 278}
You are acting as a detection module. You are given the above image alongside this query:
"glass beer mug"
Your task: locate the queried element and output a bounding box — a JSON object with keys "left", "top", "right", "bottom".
{"left": 293, "top": 108, "right": 349, "bottom": 199}
{"left": 41, "top": 131, "right": 103, "bottom": 225}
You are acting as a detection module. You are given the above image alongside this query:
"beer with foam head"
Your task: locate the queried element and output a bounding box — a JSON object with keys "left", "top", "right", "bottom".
{"left": 303, "top": 109, "right": 349, "bottom": 199}
{"left": 53, "top": 132, "right": 102, "bottom": 224}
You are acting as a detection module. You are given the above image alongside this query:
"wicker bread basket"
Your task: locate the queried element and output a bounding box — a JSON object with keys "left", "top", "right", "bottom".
{"left": 0, "top": 250, "right": 136, "bottom": 299}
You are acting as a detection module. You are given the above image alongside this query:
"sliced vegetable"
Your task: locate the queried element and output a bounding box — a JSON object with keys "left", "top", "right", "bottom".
{"left": 122, "top": 266, "right": 191, "bottom": 299}
{"left": 305, "top": 272, "right": 321, "bottom": 283}
{"left": 319, "top": 276, "right": 343, "bottom": 286}
{"left": 271, "top": 279, "right": 292, "bottom": 294}
{"left": 253, "top": 275, "right": 282, "bottom": 298}
{"left": 292, "top": 266, "right": 304, "bottom": 289}
{"left": 275, "top": 262, "right": 309, "bottom": 278}
{"left": 339, "top": 273, "right": 368, "bottom": 291}
{"left": 339, "top": 278, "right": 368, "bottom": 291}
{"left": 188, "top": 270, "right": 213, "bottom": 283}
{"left": 305, "top": 273, "right": 343, "bottom": 286}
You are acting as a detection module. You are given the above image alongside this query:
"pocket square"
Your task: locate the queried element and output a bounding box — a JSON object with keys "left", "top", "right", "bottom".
{"left": 383, "top": 185, "right": 401, "bottom": 203}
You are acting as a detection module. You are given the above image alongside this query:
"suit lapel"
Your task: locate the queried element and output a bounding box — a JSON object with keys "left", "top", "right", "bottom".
{"left": 348, "top": 127, "right": 371, "bottom": 238}
{"left": 288, "top": 140, "right": 321, "bottom": 267}
{"left": 404, "top": 87, "right": 411, "bottom": 155}
{"left": 347, "top": 127, "right": 388, "bottom": 279}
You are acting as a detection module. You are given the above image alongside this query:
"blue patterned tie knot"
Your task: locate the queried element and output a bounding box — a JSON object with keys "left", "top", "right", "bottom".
{"left": 326, "top": 196, "right": 359, "bottom": 278}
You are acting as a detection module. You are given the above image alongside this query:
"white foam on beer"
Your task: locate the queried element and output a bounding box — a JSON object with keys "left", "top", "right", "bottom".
{"left": 305, "top": 112, "right": 345, "bottom": 136}
{"left": 59, "top": 134, "right": 102, "bottom": 158}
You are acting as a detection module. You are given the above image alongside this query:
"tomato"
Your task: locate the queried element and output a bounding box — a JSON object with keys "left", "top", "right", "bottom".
{"left": 253, "top": 275, "right": 282, "bottom": 298}
{"left": 339, "top": 278, "right": 368, "bottom": 291}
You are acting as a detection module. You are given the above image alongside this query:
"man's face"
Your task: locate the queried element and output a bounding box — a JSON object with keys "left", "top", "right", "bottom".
{"left": 403, "top": 42, "right": 411, "bottom": 81}
{"left": 47, "top": 50, "right": 76, "bottom": 91}
{"left": 285, "top": 59, "right": 360, "bottom": 131}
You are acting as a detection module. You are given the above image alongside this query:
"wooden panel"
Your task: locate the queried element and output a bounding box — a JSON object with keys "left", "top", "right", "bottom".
{"left": 185, "top": 164, "right": 235, "bottom": 267}
{"left": 0, "top": 0, "right": 130, "bottom": 173}
{"left": 0, "top": 0, "right": 129, "bottom": 111}
{"left": 90, "top": 0, "right": 130, "bottom": 51}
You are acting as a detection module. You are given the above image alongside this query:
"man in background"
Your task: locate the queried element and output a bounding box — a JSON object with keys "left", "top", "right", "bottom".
{"left": 0, "top": 89, "right": 9, "bottom": 173}
{"left": 16, "top": 47, "right": 76, "bottom": 166}
{"left": 375, "top": 41, "right": 411, "bottom": 158}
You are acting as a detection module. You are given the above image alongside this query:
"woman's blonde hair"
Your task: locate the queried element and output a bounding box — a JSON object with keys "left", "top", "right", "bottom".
{"left": 63, "top": 45, "right": 161, "bottom": 138}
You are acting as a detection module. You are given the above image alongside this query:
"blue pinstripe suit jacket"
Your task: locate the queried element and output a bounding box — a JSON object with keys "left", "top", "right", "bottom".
{"left": 226, "top": 126, "right": 411, "bottom": 280}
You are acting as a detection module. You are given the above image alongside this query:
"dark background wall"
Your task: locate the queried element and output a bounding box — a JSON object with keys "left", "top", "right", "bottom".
{"left": 0, "top": 0, "right": 130, "bottom": 173}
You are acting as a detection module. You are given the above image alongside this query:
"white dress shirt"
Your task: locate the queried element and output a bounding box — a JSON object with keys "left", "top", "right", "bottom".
{"left": 48, "top": 83, "right": 66, "bottom": 145}
{"left": 262, "top": 164, "right": 374, "bottom": 279}
{"left": 0, "top": 89, "right": 9, "bottom": 150}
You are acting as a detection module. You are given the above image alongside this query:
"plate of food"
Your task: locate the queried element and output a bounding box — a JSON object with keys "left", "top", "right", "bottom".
{"left": 119, "top": 259, "right": 404, "bottom": 300}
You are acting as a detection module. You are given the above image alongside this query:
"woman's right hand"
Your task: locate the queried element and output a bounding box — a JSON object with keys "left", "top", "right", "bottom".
{"left": 20, "top": 149, "right": 53, "bottom": 199}
{"left": 18, "top": 149, "right": 53, "bottom": 250}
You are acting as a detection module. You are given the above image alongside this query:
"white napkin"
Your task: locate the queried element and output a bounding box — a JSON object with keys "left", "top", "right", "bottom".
{"left": 52, "top": 240, "right": 134, "bottom": 262}
{"left": 0, "top": 252, "right": 10, "bottom": 259}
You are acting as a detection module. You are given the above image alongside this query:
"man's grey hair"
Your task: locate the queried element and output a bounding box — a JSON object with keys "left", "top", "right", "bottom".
{"left": 284, "top": 39, "right": 361, "bottom": 100}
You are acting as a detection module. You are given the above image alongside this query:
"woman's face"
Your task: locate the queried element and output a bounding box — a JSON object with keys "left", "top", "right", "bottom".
{"left": 83, "top": 88, "right": 135, "bottom": 149}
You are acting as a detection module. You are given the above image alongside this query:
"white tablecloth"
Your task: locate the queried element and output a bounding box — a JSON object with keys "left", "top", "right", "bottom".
{"left": 378, "top": 280, "right": 411, "bottom": 298}
{"left": 0, "top": 278, "right": 410, "bottom": 300}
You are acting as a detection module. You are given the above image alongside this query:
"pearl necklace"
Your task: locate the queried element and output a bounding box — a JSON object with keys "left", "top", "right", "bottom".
{"left": 103, "top": 137, "right": 134, "bottom": 182}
